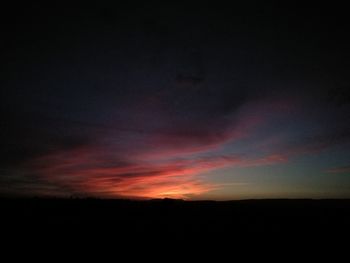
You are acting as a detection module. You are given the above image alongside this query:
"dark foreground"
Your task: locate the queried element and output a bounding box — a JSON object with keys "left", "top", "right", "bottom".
{"left": 1, "top": 198, "right": 349, "bottom": 253}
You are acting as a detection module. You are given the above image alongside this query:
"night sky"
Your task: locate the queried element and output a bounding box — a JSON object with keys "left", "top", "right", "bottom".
{"left": 1, "top": 2, "right": 350, "bottom": 199}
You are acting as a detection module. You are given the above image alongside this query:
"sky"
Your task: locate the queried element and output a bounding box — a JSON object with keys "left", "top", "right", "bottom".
{"left": 1, "top": 3, "right": 350, "bottom": 199}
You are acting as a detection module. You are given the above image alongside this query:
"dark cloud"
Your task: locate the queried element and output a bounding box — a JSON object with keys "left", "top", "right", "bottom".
{"left": 277, "top": 129, "right": 350, "bottom": 159}
{"left": 326, "top": 165, "right": 350, "bottom": 174}
{"left": 1, "top": 3, "right": 350, "bottom": 198}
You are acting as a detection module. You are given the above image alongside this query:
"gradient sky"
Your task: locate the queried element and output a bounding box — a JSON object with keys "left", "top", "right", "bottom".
{"left": 1, "top": 3, "right": 350, "bottom": 199}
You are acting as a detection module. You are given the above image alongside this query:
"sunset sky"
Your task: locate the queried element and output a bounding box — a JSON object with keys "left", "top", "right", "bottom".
{"left": 1, "top": 3, "right": 350, "bottom": 199}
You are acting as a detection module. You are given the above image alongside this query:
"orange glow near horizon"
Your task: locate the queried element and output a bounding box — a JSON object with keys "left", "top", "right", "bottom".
{"left": 31, "top": 148, "right": 224, "bottom": 199}
{"left": 29, "top": 144, "right": 288, "bottom": 199}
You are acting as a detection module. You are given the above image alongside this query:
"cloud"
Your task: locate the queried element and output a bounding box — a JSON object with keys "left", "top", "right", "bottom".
{"left": 29, "top": 149, "right": 222, "bottom": 198}
{"left": 175, "top": 74, "right": 204, "bottom": 86}
{"left": 2, "top": 3, "right": 350, "bottom": 200}
{"left": 272, "top": 129, "right": 350, "bottom": 159}
{"left": 2, "top": 94, "right": 302, "bottom": 198}
{"left": 0, "top": 168, "right": 74, "bottom": 197}
{"left": 136, "top": 114, "right": 263, "bottom": 160}
{"left": 27, "top": 139, "right": 289, "bottom": 199}
{"left": 325, "top": 165, "right": 350, "bottom": 174}
{"left": 4, "top": 91, "right": 346, "bottom": 199}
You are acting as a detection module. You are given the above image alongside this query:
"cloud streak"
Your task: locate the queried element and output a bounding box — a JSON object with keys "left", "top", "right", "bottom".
{"left": 28, "top": 142, "right": 289, "bottom": 199}
{"left": 2, "top": 75, "right": 349, "bottom": 199}
{"left": 6, "top": 94, "right": 322, "bottom": 198}
{"left": 326, "top": 165, "right": 350, "bottom": 174}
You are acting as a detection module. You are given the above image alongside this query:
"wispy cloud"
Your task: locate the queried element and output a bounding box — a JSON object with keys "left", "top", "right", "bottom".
{"left": 5, "top": 95, "right": 299, "bottom": 198}
{"left": 6, "top": 93, "right": 348, "bottom": 199}
{"left": 29, "top": 142, "right": 288, "bottom": 199}
{"left": 325, "top": 165, "right": 350, "bottom": 174}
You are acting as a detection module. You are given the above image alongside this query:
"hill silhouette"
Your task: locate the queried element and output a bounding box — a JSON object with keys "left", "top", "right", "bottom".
{"left": 1, "top": 198, "right": 349, "bottom": 241}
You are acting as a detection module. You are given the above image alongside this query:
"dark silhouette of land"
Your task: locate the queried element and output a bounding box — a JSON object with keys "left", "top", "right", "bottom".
{"left": 1, "top": 198, "right": 349, "bottom": 244}
{"left": 1, "top": 198, "right": 347, "bottom": 260}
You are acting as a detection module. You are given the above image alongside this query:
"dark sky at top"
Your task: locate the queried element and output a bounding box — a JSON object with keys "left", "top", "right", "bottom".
{"left": 1, "top": 2, "right": 350, "bottom": 199}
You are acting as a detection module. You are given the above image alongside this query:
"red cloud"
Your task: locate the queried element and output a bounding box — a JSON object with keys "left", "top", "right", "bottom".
{"left": 135, "top": 112, "right": 264, "bottom": 160}
{"left": 30, "top": 148, "right": 238, "bottom": 198}
{"left": 26, "top": 96, "right": 298, "bottom": 198}
{"left": 30, "top": 143, "right": 287, "bottom": 199}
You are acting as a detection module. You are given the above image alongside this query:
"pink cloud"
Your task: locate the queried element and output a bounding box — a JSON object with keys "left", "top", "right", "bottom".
{"left": 30, "top": 149, "right": 222, "bottom": 199}
{"left": 25, "top": 96, "right": 300, "bottom": 198}
{"left": 29, "top": 141, "right": 288, "bottom": 199}
{"left": 325, "top": 165, "right": 350, "bottom": 174}
{"left": 136, "top": 111, "right": 265, "bottom": 160}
